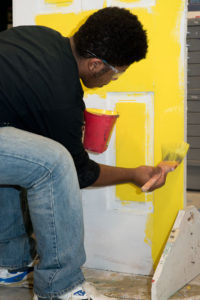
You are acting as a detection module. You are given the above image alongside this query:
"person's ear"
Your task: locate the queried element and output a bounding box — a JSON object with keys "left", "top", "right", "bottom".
{"left": 88, "top": 58, "right": 104, "bottom": 74}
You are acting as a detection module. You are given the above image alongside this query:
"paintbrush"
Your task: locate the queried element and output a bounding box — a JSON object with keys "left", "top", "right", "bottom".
{"left": 141, "top": 142, "right": 190, "bottom": 192}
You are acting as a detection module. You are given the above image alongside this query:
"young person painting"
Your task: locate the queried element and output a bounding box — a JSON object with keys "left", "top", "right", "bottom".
{"left": 0, "top": 7, "right": 171, "bottom": 300}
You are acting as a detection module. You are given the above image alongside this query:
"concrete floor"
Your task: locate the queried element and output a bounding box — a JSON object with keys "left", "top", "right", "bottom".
{"left": 1, "top": 192, "right": 200, "bottom": 300}
{"left": 1, "top": 268, "right": 200, "bottom": 300}
{"left": 187, "top": 191, "right": 200, "bottom": 209}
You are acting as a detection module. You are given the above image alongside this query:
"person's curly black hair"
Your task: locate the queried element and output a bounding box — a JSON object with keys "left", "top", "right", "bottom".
{"left": 73, "top": 7, "right": 148, "bottom": 67}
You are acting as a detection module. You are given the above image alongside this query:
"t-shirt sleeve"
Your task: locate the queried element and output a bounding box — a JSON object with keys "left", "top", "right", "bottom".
{"left": 73, "top": 149, "right": 100, "bottom": 189}
{"left": 41, "top": 106, "right": 100, "bottom": 189}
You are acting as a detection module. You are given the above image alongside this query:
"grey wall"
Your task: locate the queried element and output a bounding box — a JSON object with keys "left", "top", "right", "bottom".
{"left": 187, "top": 18, "right": 200, "bottom": 190}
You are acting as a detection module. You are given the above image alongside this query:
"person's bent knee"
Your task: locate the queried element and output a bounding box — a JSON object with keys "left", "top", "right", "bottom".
{"left": 0, "top": 126, "right": 75, "bottom": 174}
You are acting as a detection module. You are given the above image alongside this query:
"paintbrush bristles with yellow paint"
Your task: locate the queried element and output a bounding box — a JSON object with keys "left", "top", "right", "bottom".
{"left": 141, "top": 142, "right": 190, "bottom": 192}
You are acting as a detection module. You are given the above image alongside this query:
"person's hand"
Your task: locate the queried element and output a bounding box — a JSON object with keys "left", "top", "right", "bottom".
{"left": 132, "top": 163, "right": 176, "bottom": 192}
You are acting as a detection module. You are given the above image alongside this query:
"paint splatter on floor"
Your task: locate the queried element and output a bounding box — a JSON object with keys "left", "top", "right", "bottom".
{"left": 1, "top": 268, "right": 200, "bottom": 300}
{"left": 84, "top": 269, "right": 200, "bottom": 300}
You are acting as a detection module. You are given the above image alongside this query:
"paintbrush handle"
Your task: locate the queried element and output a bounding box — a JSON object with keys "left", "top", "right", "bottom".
{"left": 141, "top": 173, "right": 161, "bottom": 192}
{"left": 158, "top": 161, "right": 179, "bottom": 169}
{"left": 141, "top": 161, "right": 178, "bottom": 192}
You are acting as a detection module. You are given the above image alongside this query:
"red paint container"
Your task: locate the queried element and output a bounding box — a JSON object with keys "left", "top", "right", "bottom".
{"left": 83, "top": 109, "right": 119, "bottom": 153}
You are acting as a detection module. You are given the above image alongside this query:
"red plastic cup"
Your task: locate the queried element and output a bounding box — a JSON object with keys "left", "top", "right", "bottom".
{"left": 83, "top": 109, "right": 119, "bottom": 153}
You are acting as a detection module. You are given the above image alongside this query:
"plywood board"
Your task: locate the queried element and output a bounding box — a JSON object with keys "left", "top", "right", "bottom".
{"left": 152, "top": 206, "right": 200, "bottom": 300}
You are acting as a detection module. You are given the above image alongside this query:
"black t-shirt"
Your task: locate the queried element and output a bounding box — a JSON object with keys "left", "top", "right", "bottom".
{"left": 0, "top": 25, "right": 100, "bottom": 188}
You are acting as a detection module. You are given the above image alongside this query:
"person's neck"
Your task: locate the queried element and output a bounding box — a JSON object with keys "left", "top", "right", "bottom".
{"left": 69, "top": 37, "right": 84, "bottom": 78}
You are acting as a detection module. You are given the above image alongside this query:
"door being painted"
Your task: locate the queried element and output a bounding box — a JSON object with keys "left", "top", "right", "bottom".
{"left": 13, "top": 0, "right": 187, "bottom": 275}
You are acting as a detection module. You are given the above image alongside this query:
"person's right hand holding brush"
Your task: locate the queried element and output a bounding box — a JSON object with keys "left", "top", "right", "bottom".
{"left": 141, "top": 142, "right": 189, "bottom": 192}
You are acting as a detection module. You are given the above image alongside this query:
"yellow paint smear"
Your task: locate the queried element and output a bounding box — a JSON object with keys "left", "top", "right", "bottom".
{"left": 119, "top": 0, "right": 141, "bottom": 2}
{"left": 45, "top": 0, "right": 72, "bottom": 7}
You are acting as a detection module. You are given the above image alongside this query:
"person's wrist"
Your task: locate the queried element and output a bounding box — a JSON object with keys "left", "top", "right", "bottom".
{"left": 129, "top": 167, "right": 140, "bottom": 186}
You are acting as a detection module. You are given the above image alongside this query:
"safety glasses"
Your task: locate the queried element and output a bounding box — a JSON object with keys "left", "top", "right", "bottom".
{"left": 86, "top": 50, "right": 124, "bottom": 79}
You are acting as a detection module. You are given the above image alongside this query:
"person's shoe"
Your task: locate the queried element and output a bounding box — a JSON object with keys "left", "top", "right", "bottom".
{"left": 0, "top": 265, "right": 34, "bottom": 288}
{"left": 33, "top": 282, "right": 117, "bottom": 300}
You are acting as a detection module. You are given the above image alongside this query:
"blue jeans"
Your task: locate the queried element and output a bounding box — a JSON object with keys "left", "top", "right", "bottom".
{"left": 0, "top": 127, "right": 86, "bottom": 298}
